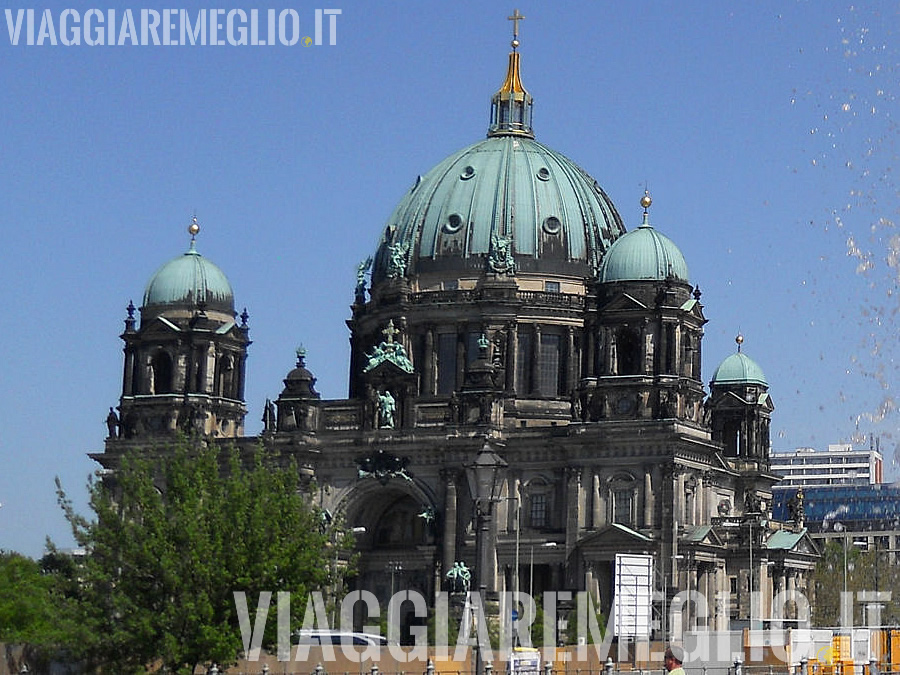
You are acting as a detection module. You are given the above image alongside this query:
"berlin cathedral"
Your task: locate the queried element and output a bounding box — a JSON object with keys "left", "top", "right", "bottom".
{"left": 95, "top": 20, "right": 818, "bottom": 638}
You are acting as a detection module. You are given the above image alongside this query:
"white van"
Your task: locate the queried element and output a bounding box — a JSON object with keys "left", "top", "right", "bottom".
{"left": 295, "top": 629, "right": 389, "bottom": 647}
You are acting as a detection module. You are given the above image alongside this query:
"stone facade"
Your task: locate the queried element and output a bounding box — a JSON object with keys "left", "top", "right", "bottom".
{"left": 95, "top": 36, "right": 818, "bottom": 639}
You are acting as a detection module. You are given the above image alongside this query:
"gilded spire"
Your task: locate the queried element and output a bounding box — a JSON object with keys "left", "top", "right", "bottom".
{"left": 488, "top": 10, "right": 534, "bottom": 138}
{"left": 640, "top": 189, "right": 652, "bottom": 228}
{"left": 187, "top": 214, "right": 201, "bottom": 253}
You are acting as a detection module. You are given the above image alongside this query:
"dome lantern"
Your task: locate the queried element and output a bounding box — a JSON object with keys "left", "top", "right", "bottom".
{"left": 488, "top": 9, "right": 534, "bottom": 139}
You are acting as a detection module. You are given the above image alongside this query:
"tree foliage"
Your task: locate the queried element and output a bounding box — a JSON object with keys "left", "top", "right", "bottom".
{"left": 811, "top": 540, "right": 900, "bottom": 627}
{"left": 0, "top": 551, "right": 58, "bottom": 644}
{"left": 56, "top": 440, "right": 338, "bottom": 674}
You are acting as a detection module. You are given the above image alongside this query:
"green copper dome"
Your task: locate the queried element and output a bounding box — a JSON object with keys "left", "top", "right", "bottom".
{"left": 142, "top": 240, "right": 234, "bottom": 315}
{"left": 371, "top": 44, "right": 625, "bottom": 283}
{"left": 598, "top": 199, "right": 689, "bottom": 283}
{"left": 372, "top": 136, "right": 625, "bottom": 281}
{"left": 711, "top": 351, "right": 768, "bottom": 387}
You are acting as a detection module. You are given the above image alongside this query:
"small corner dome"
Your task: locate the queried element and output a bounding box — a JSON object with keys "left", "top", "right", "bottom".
{"left": 142, "top": 242, "right": 234, "bottom": 315}
{"left": 598, "top": 220, "right": 689, "bottom": 284}
{"left": 711, "top": 352, "right": 768, "bottom": 388}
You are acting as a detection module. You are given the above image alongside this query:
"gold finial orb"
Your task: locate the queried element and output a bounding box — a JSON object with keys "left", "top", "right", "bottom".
{"left": 640, "top": 191, "right": 652, "bottom": 209}
{"left": 511, "top": 38, "right": 519, "bottom": 49}
{"left": 188, "top": 215, "right": 200, "bottom": 237}
{"left": 736, "top": 334, "right": 744, "bottom": 347}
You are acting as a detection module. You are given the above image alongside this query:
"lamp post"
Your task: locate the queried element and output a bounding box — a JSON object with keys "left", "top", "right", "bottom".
{"left": 834, "top": 523, "right": 848, "bottom": 594}
{"left": 508, "top": 493, "right": 521, "bottom": 646}
{"left": 387, "top": 561, "right": 404, "bottom": 597}
{"left": 465, "top": 440, "right": 508, "bottom": 675}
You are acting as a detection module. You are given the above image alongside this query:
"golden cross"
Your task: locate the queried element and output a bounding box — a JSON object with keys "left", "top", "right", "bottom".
{"left": 383, "top": 319, "right": 399, "bottom": 344}
{"left": 507, "top": 9, "right": 525, "bottom": 40}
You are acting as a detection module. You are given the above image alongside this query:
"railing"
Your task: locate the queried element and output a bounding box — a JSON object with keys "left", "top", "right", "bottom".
{"left": 407, "top": 289, "right": 584, "bottom": 310}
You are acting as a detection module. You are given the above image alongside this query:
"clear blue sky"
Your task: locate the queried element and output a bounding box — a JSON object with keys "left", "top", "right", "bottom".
{"left": 1, "top": 2, "right": 898, "bottom": 558}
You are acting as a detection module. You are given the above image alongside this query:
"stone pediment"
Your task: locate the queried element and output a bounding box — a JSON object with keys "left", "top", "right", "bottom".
{"left": 601, "top": 293, "right": 648, "bottom": 313}
{"left": 363, "top": 356, "right": 416, "bottom": 382}
{"left": 757, "top": 392, "right": 775, "bottom": 412}
{"left": 577, "top": 523, "right": 653, "bottom": 555}
{"left": 138, "top": 316, "right": 183, "bottom": 334}
{"left": 684, "top": 524, "right": 726, "bottom": 548}
{"left": 708, "top": 390, "right": 764, "bottom": 411}
{"left": 680, "top": 298, "right": 707, "bottom": 322}
{"left": 766, "top": 528, "right": 819, "bottom": 555}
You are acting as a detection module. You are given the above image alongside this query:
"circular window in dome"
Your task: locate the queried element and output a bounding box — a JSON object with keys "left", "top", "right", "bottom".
{"left": 443, "top": 214, "right": 464, "bottom": 234}
{"left": 460, "top": 166, "right": 476, "bottom": 180}
{"left": 537, "top": 167, "right": 551, "bottom": 181}
{"left": 542, "top": 216, "right": 562, "bottom": 235}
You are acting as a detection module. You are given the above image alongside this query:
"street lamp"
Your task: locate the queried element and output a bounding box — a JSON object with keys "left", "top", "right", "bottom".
{"left": 387, "top": 561, "right": 404, "bottom": 597}
{"left": 465, "top": 440, "right": 508, "bottom": 675}
{"left": 834, "top": 522, "right": 849, "bottom": 594}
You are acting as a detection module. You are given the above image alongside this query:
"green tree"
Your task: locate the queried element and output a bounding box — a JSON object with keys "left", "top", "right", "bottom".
{"left": 0, "top": 551, "right": 57, "bottom": 644}
{"left": 56, "top": 440, "right": 340, "bottom": 674}
{"left": 0, "top": 549, "right": 87, "bottom": 667}
{"left": 809, "top": 539, "right": 900, "bottom": 627}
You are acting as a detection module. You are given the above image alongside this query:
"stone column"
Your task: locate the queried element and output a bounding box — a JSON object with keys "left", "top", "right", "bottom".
{"left": 696, "top": 473, "right": 705, "bottom": 525}
{"left": 442, "top": 472, "right": 458, "bottom": 581}
{"left": 566, "top": 327, "right": 576, "bottom": 394}
{"left": 578, "top": 467, "right": 589, "bottom": 531}
{"left": 673, "top": 323, "right": 683, "bottom": 376}
{"left": 644, "top": 469, "right": 654, "bottom": 528}
{"left": 603, "top": 326, "right": 614, "bottom": 375}
{"left": 507, "top": 476, "right": 520, "bottom": 534}
{"left": 123, "top": 348, "right": 135, "bottom": 396}
{"left": 202, "top": 344, "right": 214, "bottom": 394}
{"left": 595, "top": 472, "right": 607, "bottom": 528}
{"left": 592, "top": 473, "right": 602, "bottom": 528}
{"left": 423, "top": 327, "right": 434, "bottom": 395}
{"left": 641, "top": 319, "right": 652, "bottom": 374}
{"left": 506, "top": 322, "right": 517, "bottom": 393}
{"left": 565, "top": 467, "right": 580, "bottom": 552}
{"left": 659, "top": 321, "right": 670, "bottom": 375}
{"left": 698, "top": 564, "right": 711, "bottom": 628}
{"left": 584, "top": 320, "right": 596, "bottom": 378}
{"left": 585, "top": 564, "right": 597, "bottom": 604}
{"left": 717, "top": 562, "right": 729, "bottom": 631}
{"left": 786, "top": 571, "right": 798, "bottom": 620}
{"left": 531, "top": 325, "right": 542, "bottom": 395}
{"left": 456, "top": 325, "right": 466, "bottom": 390}
{"left": 237, "top": 354, "right": 248, "bottom": 400}
{"left": 675, "top": 471, "right": 686, "bottom": 526}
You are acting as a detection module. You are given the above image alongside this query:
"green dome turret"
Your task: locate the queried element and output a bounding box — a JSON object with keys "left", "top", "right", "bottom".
{"left": 142, "top": 217, "right": 235, "bottom": 317}
{"left": 711, "top": 335, "right": 768, "bottom": 387}
{"left": 598, "top": 192, "right": 689, "bottom": 283}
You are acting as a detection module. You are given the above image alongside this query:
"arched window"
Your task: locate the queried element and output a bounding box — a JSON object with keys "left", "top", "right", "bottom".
{"left": 373, "top": 495, "right": 426, "bottom": 549}
{"left": 217, "top": 354, "right": 234, "bottom": 398}
{"left": 525, "top": 477, "right": 553, "bottom": 529}
{"left": 151, "top": 351, "right": 173, "bottom": 394}
{"left": 608, "top": 473, "right": 637, "bottom": 527}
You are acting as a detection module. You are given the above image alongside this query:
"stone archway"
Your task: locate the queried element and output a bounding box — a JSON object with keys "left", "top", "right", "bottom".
{"left": 337, "top": 479, "right": 439, "bottom": 640}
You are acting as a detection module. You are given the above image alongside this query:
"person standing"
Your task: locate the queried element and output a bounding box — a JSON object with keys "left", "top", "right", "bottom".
{"left": 664, "top": 646, "right": 686, "bottom": 675}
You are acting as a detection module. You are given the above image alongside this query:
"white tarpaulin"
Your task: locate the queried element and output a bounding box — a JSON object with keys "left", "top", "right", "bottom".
{"left": 612, "top": 553, "right": 653, "bottom": 637}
